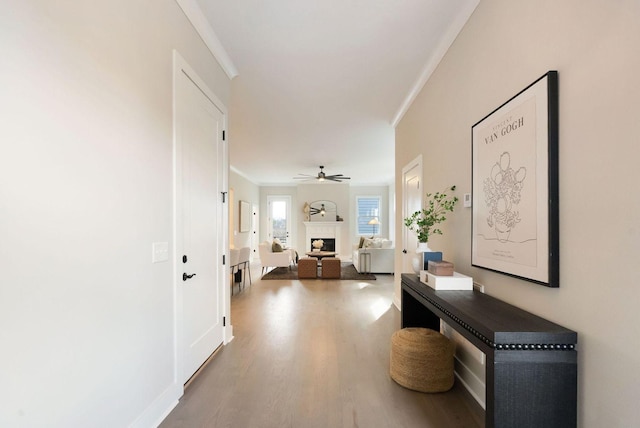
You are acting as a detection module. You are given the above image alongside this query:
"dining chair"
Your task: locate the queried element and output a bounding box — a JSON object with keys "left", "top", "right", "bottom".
{"left": 238, "top": 246, "right": 252, "bottom": 290}
{"left": 229, "top": 248, "right": 240, "bottom": 295}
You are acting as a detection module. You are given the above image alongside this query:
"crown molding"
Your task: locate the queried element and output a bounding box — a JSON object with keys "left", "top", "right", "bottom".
{"left": 230, "top": 165, "right": 258, "bottom": 184}
{"left": 174, "top": 0, "right": 238, "bottom": 79}
{"left": 391, "top": 0, "right": 479, "bottom": 128}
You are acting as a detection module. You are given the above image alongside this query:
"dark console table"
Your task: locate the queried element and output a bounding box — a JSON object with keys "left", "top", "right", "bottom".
{"left": 401, "top": 274, "right": 577, "bottom": 428}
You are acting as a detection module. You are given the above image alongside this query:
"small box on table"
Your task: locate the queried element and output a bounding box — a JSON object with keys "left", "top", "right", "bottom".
{"left": 421, "top": 251, "right": 443, "bottom": 271}
{"left": 427, "top": 260, "right": 454, "bottom": 276}
{"left": 421, "top": 271, "right": 473, "bottom": 290}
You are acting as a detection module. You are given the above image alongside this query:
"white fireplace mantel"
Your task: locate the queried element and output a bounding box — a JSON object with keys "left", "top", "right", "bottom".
{"left": 303, "top": 221, "right": 344, "bottom": 252}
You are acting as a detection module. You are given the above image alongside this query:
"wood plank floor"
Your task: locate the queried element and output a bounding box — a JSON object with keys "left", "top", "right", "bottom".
{"left": 160, "top": 265, "right": 484, "bottom": 428}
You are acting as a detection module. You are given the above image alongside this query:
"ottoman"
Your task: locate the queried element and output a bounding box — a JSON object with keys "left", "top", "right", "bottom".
{"left": 297, "top": 258, "right": 317, "bottom": 279}
{"left": 389, "top": 327, "right": 455, "bottom": 393}
{"left": 321, "top": 258, "right": 341, "bottom": 279}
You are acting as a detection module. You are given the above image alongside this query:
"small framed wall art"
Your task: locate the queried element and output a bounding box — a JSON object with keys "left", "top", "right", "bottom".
{"left": 471, "top": 71, "right": 559, "bottom": 287}
{"left": 239, "top": 200, "right": 251, "bottom": 233}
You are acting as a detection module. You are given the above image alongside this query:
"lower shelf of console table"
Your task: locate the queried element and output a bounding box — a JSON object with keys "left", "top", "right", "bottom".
{"left": 401, "top": 274, "right": 577, "bottom": 428}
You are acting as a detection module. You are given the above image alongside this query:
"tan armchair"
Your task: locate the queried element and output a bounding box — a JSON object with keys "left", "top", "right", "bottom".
{"left": 258, "top": 241, "right": 293, "bottom": 274}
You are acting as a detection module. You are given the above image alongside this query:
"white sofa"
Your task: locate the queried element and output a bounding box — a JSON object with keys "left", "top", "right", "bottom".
{"left": 352, "top": 238, "right": 394, "bottom": 274}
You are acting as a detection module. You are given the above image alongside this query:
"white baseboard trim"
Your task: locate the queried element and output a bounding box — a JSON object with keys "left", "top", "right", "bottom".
{"left": 393, "top": 294, "right": 401, "bottom": 311}
{"left": 129, "top": 382, "right": 182, "bottom": 428}
{"left": 224, "top": 325, "right": 234, "bottom": 344}
{"left": 454, "top": 357, "right": 486, "bottom": 409}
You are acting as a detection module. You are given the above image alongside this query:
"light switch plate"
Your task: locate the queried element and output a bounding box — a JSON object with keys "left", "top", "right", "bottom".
{"left": 463, "top": 193, "right": 472, "bottom": 208}
{"left": 152, "top": 242, "right": 169, "bottom": 263}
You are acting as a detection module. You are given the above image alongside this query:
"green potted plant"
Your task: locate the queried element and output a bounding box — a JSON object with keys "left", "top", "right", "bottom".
{"left": 404, "top": 185, "right": 459, "bottom": 254}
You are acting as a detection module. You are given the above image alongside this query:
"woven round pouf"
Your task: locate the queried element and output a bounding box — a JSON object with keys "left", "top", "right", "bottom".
{"left": 389, "top": 327, "right": 455, "bottom": 393}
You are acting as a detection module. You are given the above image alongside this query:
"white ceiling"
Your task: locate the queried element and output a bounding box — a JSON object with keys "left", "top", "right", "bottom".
{"left": 195, "top": 0, "right": 479, "bottom": 186}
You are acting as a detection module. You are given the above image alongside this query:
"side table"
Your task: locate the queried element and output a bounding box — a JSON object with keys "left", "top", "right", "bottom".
{"left": 358, "top": 250, "right": 371, "bottom": 273}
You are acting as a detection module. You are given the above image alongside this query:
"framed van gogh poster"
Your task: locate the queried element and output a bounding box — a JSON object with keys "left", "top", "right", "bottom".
{"left": 471, "top": 71, "right": 559, "bottom": 287}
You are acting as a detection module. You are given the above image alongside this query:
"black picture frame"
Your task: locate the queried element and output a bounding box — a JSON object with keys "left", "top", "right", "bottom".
{"left": 471, "top": 71, "right": 559, "bottom": 287}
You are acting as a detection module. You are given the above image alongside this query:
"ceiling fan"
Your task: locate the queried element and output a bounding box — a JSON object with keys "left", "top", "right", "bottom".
{"left": 293, "top": 165, "right": 351, "bottom": 182}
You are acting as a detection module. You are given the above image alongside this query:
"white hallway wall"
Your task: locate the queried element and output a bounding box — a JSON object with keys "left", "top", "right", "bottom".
{"left": 395, "top": 0, "right": 640, "bottom": 426}
{"left": 0, "top": 1, "right": 230, "bottom": 426}
{"left": 229, "top": 169, "right": 260, "bottom": 251}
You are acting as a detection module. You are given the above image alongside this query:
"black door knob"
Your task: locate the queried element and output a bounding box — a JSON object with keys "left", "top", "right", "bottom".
{"left": 183, "top": 273, "right": 196, "bottom": 281}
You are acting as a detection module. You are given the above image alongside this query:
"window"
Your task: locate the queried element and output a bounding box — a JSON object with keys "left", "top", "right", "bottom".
{"left": 356, "top": 196, "right": 381, "bottom": 236}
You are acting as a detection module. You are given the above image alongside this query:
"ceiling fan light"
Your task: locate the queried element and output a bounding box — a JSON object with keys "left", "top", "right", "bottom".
{"left": 293, "top": 166, "right": 350, "bottom": 183}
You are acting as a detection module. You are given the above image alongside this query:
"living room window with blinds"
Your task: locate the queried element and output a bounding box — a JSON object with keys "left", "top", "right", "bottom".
{"left": 356, "top": 196, "right": 381, "bottom": 236}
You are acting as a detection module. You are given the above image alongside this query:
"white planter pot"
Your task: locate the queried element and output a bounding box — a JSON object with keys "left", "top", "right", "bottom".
{"left": 412, "top": 242, "right": 432, "bottom": 274}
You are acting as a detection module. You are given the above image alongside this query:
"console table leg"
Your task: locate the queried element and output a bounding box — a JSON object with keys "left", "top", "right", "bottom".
{"left": 488, "top": 351, "right": 577, "bottom": 428}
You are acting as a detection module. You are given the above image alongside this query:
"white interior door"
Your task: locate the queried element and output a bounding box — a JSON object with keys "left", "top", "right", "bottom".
{"left": 266, "top": 196, "right": 292, "bottom": 247}
{"left": 175, "top": 54, "right": 225, "bottom": 384}
{"left": 402, "top": 156, "right": 423, "bottom": 273}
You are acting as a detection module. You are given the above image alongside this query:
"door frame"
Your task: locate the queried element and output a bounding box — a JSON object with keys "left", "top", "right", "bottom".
{"left": 397, "top": 155, "right": 422, "bottom": 307}
{"left": 172, "top": 51, "right": 231, "bottom": 390}
{"left": 402, "top": 155, "right": 423, "bottom": 266}
{"left": 251, "top": 203, "right": 259, "bottom": 260}
{"left": 266, "top": 195, "right": 293, "bottom": 247}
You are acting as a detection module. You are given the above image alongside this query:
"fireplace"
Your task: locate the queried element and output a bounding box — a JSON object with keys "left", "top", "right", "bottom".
{"left": 304, "top": 221, "right": 343, "bottom": 253}
{"left": 310, "top": 238, "right": 336, "bottom": 252}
